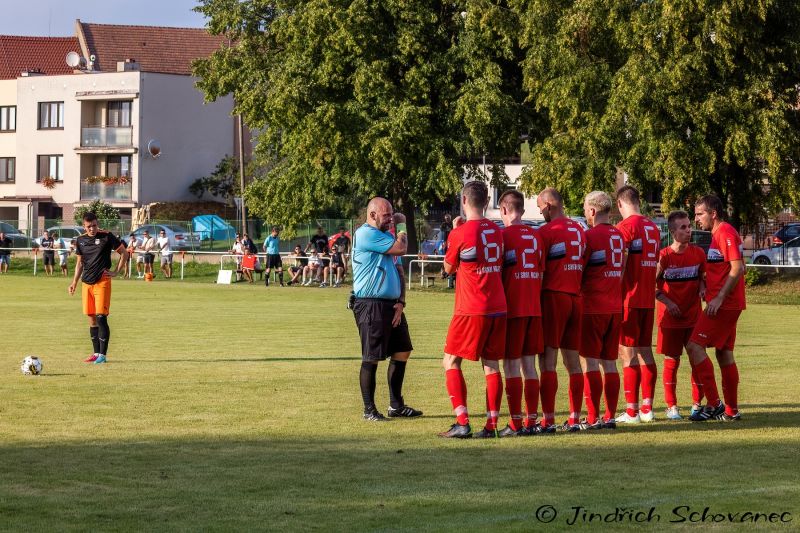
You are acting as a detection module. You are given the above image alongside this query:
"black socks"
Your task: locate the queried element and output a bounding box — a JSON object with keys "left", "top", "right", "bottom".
{"left": 388, "top": 360, "right": 408, "bottom": 409}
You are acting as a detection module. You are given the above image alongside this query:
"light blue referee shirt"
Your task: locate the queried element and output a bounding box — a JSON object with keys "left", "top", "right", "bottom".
{"left": 264, "top": 235, "right": 280, "bottom": 255}
{"left": 352, "top": 224, "right": 401, "bottom": 300}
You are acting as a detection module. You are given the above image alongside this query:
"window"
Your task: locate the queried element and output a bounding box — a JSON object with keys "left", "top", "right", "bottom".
{"left": 107, "top": 101, "right": 132, "bottom": 127}
{"left": 493, "top": 184, "right": 517, "bottom": 208}
{"left": 38, "top": 102, "right": 64, "bottom": 129}
{"left": 0, "top": 157, "right": 14, "bottom": 182}
{"left": 37, "top": 155, "right": 64, "bottom": 182}
{"left": 0, "top": 106, "right": 15, "bottom": 131}
{"left": 107, "top": 155, "right": 131, "bottom": 177}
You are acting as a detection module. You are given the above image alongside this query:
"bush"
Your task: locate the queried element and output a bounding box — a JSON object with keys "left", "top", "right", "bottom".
{"left": 74, "top": 200, "right": 120, "bottom": 224}
{"left": 745, "top": 267, "right": 765, "bottom": 287}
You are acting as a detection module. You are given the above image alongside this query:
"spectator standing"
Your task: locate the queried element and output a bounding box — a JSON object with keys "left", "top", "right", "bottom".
{"left": 54, "top": 235, "right": 72, "bottom": 277}
{"left": 263, "top": 226, "right": 284, "bottom": 287}
{"left": 330, "top": 226, "right": 351, "bottom": 287}
{"left": 0, "top": 231, "right": 12, "bottom": 273}
{"left": 307, "top": 226, "right": 329, "bottom": 254}
{"left": 139, "top": 230, "right": 156, "bottom": 277}
{"left": 157, "top": 229, "right": 173, "bottom": 279}
{"left": 40, "top": 230, "right": 56, "bottom": 276}
{"left": 126, "top": 233, "right": 141, "bottom": 278}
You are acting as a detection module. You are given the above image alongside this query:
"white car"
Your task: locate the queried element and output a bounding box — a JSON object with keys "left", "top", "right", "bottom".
{"left": 751, "top": 236, "right": 800, "bottom": 266}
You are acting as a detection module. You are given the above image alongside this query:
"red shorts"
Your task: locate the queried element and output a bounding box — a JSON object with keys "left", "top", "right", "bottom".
{"left": 542, "top": 291, "right": 582, "bottom": 351}
{"left": 505, "top": 316, "right": 544, "bottom": 359}
{"left": 445, "top": 315, "right": 507, "bottom": 361}
{"left": 657, "top": 326, "right": 694, "bottom": 358}
{"left": 620, "top": 307, "right": 654, "bottom": 347}
{"left": 689, "top": 309, "right": 741, "bottom": 351}
{"left": 580, "top": 313, "right": 622, "bottom": 361}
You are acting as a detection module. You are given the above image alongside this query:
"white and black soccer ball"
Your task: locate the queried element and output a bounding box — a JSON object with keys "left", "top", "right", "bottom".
{"left": 20, "top": 356, "right": 43, "bottom": 375}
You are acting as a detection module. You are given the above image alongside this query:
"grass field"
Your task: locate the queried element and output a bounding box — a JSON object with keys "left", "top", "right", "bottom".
{"left": 1, "top": 275, "right": 799, "bottom": 531}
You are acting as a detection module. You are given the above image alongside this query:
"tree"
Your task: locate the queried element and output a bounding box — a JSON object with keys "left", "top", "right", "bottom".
{"left": 74, "top": 200, "right": 120, "bottom": 224}
{"left": 515, "top": 0, "right": 800, "bottom": 223}
{"left": 189, "top": 155, "right": 241, "bottom": 204}
{"left": 193, "top": 0, "right": 532, "bottom": 249}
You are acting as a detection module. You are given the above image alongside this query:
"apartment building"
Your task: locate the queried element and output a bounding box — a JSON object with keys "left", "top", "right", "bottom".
{"left": 0, "top": 21, "right": 237, "bottom": 232}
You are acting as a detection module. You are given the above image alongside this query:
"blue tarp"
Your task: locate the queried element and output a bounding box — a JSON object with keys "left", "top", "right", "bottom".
{"left": 191, "top": 215, "right": 237, "bottom": 241}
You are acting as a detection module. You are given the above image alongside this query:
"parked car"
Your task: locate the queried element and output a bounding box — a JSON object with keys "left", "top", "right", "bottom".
{"left": 751, "top": 236, "right": 800, "bottom": 266}
{"left": 771, "top": 223, "right": 800, "bottom": 246}
{"left": 0, "top": 221, "right": 32, "bottom": 247}
{"left": 131, "top": 224, "right": 201, "bottom": 252}
{"left": 33, "top": 225, "right": 84, "bottom": 247}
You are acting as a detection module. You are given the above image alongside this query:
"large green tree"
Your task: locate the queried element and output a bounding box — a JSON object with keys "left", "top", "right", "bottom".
{"left": 194, "top": 0, "right": 530, "bottom": 248}
{"left": 516, "top": 0, "right": 800, "bottom": 225}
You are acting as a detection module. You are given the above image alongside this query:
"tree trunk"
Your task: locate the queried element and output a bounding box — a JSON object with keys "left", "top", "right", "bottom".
{"left": 395, "top": 192, "right": 419, "bottom": 255}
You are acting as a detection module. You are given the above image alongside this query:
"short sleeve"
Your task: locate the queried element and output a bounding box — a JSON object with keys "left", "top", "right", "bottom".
{"left": 723, "top": 228, "right": 743, "bottom": 262}
{"left": 445, "top": 228, "right": 461, "bottom": 267}
{"left": 696, "top": 247, "right": 706, "bottom": 273}
{"left": 109, "top": 233, "right": 122, "bottom": 251}
{"left": 359, "top": 227, "right": 395, "bottom": 254}
{"left": 75, "top": 241, "right": 83, "bottom": 256}
{"left": 616, "top": 219, "right": 633, "bottom": 247}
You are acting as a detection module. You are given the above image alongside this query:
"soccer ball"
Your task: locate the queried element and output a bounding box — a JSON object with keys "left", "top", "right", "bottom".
{"left": 20, "top": 356, "right": 43, "bottom": 375}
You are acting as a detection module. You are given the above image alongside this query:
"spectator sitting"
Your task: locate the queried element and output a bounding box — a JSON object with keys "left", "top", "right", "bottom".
{"left": 304, "top": 250, "right": 329, "bottom": 286}
{"left": 241, "top": 252, "right": 257, "bottom": 283}
{"left": 287, "top": 244, "right": 308, "bottom": 286}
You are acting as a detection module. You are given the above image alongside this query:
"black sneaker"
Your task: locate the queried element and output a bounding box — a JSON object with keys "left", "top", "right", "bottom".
{"left": 561, "top": 420, "right": 581, "bottom": 433}
{"left": 716, "top": 411, "right": 741, "bottom": 422}
{"left": 601, "top": 418, "right": 617, "bottom": 430}
{"left": 438, "top": 423, "right": 472, "bottom": 438}
{"left": 578, "top": 418, "right": 603, "bottom": 431}
{"left": 473, "top": 427, "right": 500, "bottom": 439}
{"left": 539, "top": 423, "right": 558, "bottom": 434}
{"left": 387, "top": 405, "right": 423, "bottom": 418}
{"left": 498, "top": 425, "right": 522, "bottom": 437}
{"left": 363, "top": 409, "right": 388, "bottom": 422}
{"left": 521, "top": 424, "right": 542, "bottom": 436}
{"left": 689, "top": 402, "right": 725, "bottom": 422}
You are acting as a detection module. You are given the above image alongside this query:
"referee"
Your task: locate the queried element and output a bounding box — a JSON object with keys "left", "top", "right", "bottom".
{"left": 352, "top": 197, "right": 422, "bottom": 421}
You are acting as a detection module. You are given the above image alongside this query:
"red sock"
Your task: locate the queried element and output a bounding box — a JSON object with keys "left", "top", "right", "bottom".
{"left": 485, "top": 372, "right": 503, "bottom": 430}
{"left": 690, "top": 367, "right": 703, "bottom": 404}
{"left": 694, "top": 357, "right": 720, "bottom": 406}
{"left": 720, "top": 363, "right": 739, "bottom": 415}
{"left": 505, "top": 376, "right": 523, "bottom": 430}
{"left": 445, "top": 369, "right": 469, "bottom": 425}
{"left": 603, "top": 371, "right": 620, "bottom": 421}
{"left": 663, "top": 358, "right": 680, "bottom": 407}
{"left": 540, "top": 370, "right": 558, "bottom": 426}
{"left": 640, "top": 363, "right": 657, "bottom": 414}
{"left": 623, "top": 365, "right": 641, "bottom": 416}
{"left": 523, "top": 379, "right": 540, "bottom": 427}
{"left": 567, "top": 373, "right": 583, "bottom": 425}
{"left": 583, "top": 371, "right": 602, "bottom": 424}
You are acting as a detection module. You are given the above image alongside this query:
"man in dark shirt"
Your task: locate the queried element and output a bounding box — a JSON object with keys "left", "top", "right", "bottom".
{"left": 307, "top": 226, "right": 329, "bottom": 254}
{"left": 331, "top": 226, "right": 351, "bottom": 287}
{"left": 0, "top": 231, "right": 11, "bottom": 273}
{"left": 68, "top": 212, "right": 129, "bottom": 364}
{"left": 40, "top": 230, "right": 56, "bottom": 276}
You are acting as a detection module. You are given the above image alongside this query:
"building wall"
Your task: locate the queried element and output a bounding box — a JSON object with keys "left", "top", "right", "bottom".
{"left": 0, "top": 79, "right": 17, "bottom": 207}
{"left": 483, "top": 165, "right": 544, "bottom": 221}
{"left": 137, "top": 73, "right": 235, "bottom": 205}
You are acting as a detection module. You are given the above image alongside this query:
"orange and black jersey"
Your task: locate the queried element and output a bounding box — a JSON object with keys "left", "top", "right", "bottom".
{"left": 75, "top": 231, "right": 123, "bottom": 284}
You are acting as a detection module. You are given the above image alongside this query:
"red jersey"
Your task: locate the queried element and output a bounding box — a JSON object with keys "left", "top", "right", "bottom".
{"left": 582, "top": 224, "right": 625, "bottom": 314}
{"left": 706, "top": 222, "right": 746, "bottom": 311}
{"left": 657, "top": 245, "right": 706, "bottom": 327}
{"left": 502, "top": 224, "right": 544, "bottom": 318}
{"left": 446, "top": 219, "right": 507, "bottom": 316}
{"left": 616, "top": 214, "right": 660, "bottom": 308}
{"left": 538, "top": 217, "right": 586, "bottom": 296}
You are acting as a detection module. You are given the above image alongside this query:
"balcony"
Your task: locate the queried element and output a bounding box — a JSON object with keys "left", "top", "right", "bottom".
{"left": 80, "top": 126, "right": 133, "bottom": 148}
{"left": 80, "top": 180, "right": 132, "bottom": 201}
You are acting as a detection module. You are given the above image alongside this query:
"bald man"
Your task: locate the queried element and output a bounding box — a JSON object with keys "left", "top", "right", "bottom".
{"left": 352, "top": 197, "right": 422, "bottom": 421}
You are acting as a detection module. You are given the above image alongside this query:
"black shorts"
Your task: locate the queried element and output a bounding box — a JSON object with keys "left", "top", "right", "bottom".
{"left": 144, "top": 253, "right": 155, "bottom": 265}
{"left": 266, "top": 254, "right": 282, "bottom": 269}
{"left": 332, "top": 253, "right": 344, "bottom": 267}
{"left": 43, "top": 252, "right": 55, "bottom": 266}
{"left": 353, "top": 298, "right": 413, "bottom": 361}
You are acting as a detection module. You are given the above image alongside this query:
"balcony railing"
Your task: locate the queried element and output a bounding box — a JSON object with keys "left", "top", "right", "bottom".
{"left": 81, "top": 126, "right": 133, "bottom": 148}
{"left": 80, "top": 180, "right": 132, "bottom": 201}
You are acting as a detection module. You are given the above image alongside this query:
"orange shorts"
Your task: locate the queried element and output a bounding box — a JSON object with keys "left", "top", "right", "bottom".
{"left": 690, "top": 309, "right": 741, "bottom": 351}
{"left": 581, "top": 313, "right": 622, "bottom": 361}
{"left": 542, "top": 291, "right": 582, "bottom": 351}
{"left": 620, "top": 307, "right": 654, "bottom": 347}
{"left": 505, "top": 316, "right": 544, "bottom": 359}
{"left": 444, "top": 315, "right": 507, "bottom": 361}
{"left": 82, "top": 276, "right": 111, "bottom": 315}
{"left": 657, "top": 326, "right": 694, "bottom": 358}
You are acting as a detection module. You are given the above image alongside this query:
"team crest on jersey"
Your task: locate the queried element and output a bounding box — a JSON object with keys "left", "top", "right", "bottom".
{"left": 587, "top": 249, "right": 607, "bottom": 266}
{"left": 630, "top": 238, "right": 643, "bottom": 254}
{"left": 460, "top": 246, "right": 477, "bottom": 262}
{"left": 548, "top": 242, "right": 566, "bottom": 259}
{"left": 94, "top": 239, "right": 100, "bottom": 245}
{"left": 707, "top": 248, "right": 724, "bottom": 263}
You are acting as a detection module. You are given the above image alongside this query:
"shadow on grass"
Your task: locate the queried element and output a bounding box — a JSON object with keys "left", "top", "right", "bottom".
{"left": 0, "top": 434, "right": 798, "bottom": 530}
{"left": 114, "top": 356, "right": 444, "bottom": 363}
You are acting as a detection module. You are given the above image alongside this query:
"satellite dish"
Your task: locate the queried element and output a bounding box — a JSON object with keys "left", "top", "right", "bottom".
{"left": 66, "top": 51, "right": 81, "bottom": 68}
{"left": 147, "top": 139, "right": 162, "bottom": 159}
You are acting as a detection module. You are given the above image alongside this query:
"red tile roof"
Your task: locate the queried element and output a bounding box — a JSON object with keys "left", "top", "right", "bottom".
{"left": 79, "top": 21, "right": 228, "bottom": 76}
{"left": 0, "top": 36, "right": 81, "bottom": 80}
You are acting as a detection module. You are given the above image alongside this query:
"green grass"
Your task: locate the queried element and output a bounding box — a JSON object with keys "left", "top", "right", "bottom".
{"left": 0, "top": 276, "right": 798, "bottom": 531}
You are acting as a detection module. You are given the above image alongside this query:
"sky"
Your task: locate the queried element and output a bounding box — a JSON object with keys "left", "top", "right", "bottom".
{"left": 0, "top": 0, "right": 207, "bottom": 37}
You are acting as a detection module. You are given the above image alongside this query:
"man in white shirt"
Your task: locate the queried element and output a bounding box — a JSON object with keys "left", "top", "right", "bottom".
{"left": 157, "top": 229, "right": 173, "bottom": 279}
{"left": 138, "top": 230, "right": 156, "bottom": 278}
